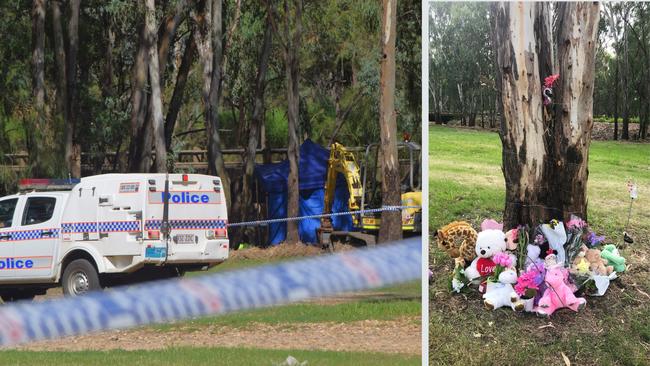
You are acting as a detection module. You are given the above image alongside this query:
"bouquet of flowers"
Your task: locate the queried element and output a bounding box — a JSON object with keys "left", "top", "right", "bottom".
{"left": 565, "top": 215, "right": 587, "bottom": 266}
{"left": 488, "top": 252, "right": 513, "bottom": 283}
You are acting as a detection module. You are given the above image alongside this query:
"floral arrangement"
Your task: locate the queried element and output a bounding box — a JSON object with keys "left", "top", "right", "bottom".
{"left": 514, "top": 264, "right": 544, "bottom": 299}
{"left": 488, "top": 252, "right": 512, "bottom": 283}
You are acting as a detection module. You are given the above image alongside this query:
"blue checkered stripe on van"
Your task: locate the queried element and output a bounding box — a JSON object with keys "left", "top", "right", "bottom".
{"left": 97, "top": 221, "right": 141, "bottom": 232}
{"left": 0, "top": 228, "right": 60, "bottom": 241}
{"left": 145, "top": 219, "right": 227, "bottom": 230}
{"left": 61, "top": 221, "right": 140, "bottom": 233}
{"left": 61, "top": 222, "right": 98, "bottom": 233}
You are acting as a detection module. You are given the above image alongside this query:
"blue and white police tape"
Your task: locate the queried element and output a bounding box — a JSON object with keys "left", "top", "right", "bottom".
{"left": 0, "top": 238, "right": 420, "bottom": 346}
{"left": 227, "top": 205, "right": 421, "bottom": 227}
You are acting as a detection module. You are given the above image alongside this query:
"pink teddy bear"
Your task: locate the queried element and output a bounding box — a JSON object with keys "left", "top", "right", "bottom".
{"left": 535, "top": 266, "right": 586, "bottom": 317}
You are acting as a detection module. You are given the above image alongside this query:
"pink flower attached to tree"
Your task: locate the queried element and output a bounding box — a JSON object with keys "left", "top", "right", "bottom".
{"left": 544, "top": 74, "right": 560, "bottom": 88}
{"left": 492, "top": 252, "right": 512, "bottom": 268}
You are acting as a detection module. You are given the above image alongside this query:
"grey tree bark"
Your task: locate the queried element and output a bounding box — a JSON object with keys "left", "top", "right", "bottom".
{"left": 282, "top": 0, "right": 303, "bottom": 244}
{"left": 492, "top": 2, "right": 600, "bottom": 229}
{"left": 145, "top": 0, "right": 168, "bottom": 172}
{"left": 377, "top": 0, "right": 402, "bottom": 243}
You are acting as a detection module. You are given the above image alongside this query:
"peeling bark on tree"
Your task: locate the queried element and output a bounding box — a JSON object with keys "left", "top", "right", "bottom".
{"left": 145, "top": 0, "right": 168, "bottom": 173}
{"left": 492, "top": 2, "right": 600, "bottom": 229}
{"left": 378, "top": 0, "right": 401, "bottom": 243}
{"left": 128, "top": 23, "right": 149, "bottom": 173}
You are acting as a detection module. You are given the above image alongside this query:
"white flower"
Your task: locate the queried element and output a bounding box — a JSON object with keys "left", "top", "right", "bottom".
{"left": 452, "top": 278, "right": 465, "bottom": 293}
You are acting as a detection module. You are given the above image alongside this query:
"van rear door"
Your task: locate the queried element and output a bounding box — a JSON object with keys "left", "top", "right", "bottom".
{"left": 144, "top": 174, "right": 228, "bottom": 264}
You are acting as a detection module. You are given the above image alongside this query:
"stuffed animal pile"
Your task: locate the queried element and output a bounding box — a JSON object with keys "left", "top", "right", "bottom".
{"left": 439, "top": 216, "right": 627, "bottom": 317}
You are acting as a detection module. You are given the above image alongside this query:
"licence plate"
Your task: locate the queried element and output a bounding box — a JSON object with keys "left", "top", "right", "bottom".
{"left": 173, "top": 234, "right": 196, "bottom": 244}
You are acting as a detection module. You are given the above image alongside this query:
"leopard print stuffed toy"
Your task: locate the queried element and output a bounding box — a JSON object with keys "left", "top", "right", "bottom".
{"left": 436, "top": 221, "right": 478, "bottom": 266}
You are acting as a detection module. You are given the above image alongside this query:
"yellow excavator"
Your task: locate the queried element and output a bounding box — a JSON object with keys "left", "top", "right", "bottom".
{"left": 359, "top": 142, "right": 422, "bottom": 235}
{"left": 317, "top": 142, "right": 422, "bottom": 248}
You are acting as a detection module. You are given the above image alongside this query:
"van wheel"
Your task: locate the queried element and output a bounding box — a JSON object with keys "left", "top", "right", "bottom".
{"left": 0, "top": 290, "right": 36, "bottom": 303}
{"left": 62, "top": 259, "right": 101, "bottom": 296}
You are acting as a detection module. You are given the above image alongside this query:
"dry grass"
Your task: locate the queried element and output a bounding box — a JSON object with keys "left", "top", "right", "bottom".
{"left": 230, "top": 242, "right": 325, "bottom": 260}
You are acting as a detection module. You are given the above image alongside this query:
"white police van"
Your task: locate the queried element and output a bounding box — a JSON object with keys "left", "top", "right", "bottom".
{"left": 0, "top": 174, "right": 229, "bottom": 302}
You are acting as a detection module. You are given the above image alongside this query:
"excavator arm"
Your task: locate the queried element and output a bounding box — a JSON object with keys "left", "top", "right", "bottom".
{"left": 323, "top": 142, "right": 363, "bottom": 215}
{"left": 318, "top": 143, "right": 365, "bottom": 248}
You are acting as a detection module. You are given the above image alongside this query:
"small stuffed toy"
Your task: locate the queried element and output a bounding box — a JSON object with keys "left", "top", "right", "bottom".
{"left": 524, "top": 244, "right": 542, "bottom": 270}
{"left": 570, "top": 245, "right": 590, "bottom": 275}
{"left": 464, "top": 229, "right": 510, "bottom": 281}
{"left": 505, "top": 228, "right": 519, "bottom": 251}
{"left": 540, "top": 220, "right": 567, "bottom": 265}
{"left": 436, "top": 221, "right": 477, "bottom": 266}
{"left": 585, "top": 248, "right": 614, "bottom": 276}
{"left": 535, "top": 266, "right": 586, "bottom": 317}
{"left": 600, "top": 244, "right": 626, "bottom": 273}
{"left": 483, "top": 269, "right": 525, "bottom": 311}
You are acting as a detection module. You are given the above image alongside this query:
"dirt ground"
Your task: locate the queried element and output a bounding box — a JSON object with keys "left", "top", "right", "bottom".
{"left": 17, "top": 317, "right": 421, "bottom": 355}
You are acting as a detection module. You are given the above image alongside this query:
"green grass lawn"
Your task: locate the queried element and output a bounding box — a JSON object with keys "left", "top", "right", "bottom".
{"left": 156, "top": 280, "right": 420, "bottom": 330}
{"left": 429, "top": 125, "right": 650, "bottom": 365}
{"left": 0, "top": 347, "right": 420, "bottom": 366}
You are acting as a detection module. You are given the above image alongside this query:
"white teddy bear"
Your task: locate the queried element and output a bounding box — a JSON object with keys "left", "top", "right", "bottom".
{"left": 483, "top": 269, "right": 525, "bottom": 311}
{"left": 464, "top": 229, "right": 510, "bottom": 281}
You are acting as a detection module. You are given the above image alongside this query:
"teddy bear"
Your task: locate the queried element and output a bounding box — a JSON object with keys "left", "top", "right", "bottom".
{"left": 524, "top": 244, "right": 542, "bottom": 271}
{"left": 483, "top": 269, "right": 525, "bottom": 311}
{"left": 585, "top": 248, "right": 614, "bottom": 276}
{"left": 570, "top": 245, "right": 591, "bottom": 275}
{"left": 464, "top": 229, "right": 511, "bottom": 281}
{"left": 600, "top": 244, "right": 626, "bottom": 272}
{"left": 535, "top": 266, "right": 586, "bottom": 317}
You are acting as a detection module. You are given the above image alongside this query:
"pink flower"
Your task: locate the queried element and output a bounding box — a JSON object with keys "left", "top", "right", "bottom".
{"left": 566, "top": 217, "right": 587, "bottom": 230}
{"left": 492, "top": 252, "right": 512, "bottom": 267}
{"left": 515, "top": 271, "right": 540, "bottom": 296}
{"left": 544, "top": 74, "right": 560, "bottom": 88}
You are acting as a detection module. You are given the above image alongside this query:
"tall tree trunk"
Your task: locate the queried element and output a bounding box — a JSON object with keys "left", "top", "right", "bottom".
{"left": 165, "top": 32, "right": 196, "bottom": 149}
{"left": 613, "top": 60, "right": 619, "bottom": 140}
{"left": 234, "top": 16, "right": 273, "bottom": 247}
{"left": 145, "top": 0, "right": 168, "bottom": 173}
{"left": 492, "top": 2, "right": 599, "bottom": 229}
{"left": 67, "top": 0, "right": 80, "bottom": 177}
{"left": 128, "top": 24, "right": 149, "bottom": 172}
{"left": 194, "top": 0, "right": 231, "bottom": 206}
{"left": 377, "top": 0, "right": 401, "bottom": 243}
{"left": 206, "top": 0, "right": 230, "bottom": 204}
{"left": 31, "top": 0, "right": 46, "bottom": 176}
{"left": 622, "top": 24, "right": 630, "bottom": 140}
{"left": 158, "top": 0, "right": 187, "bottom": 86}
{"left": 280, "top": 0, "right": 303, "bottom": 244}
{"left": 552, "top": 2, "right": 599, "bottom": 222}
{"left": 51, "top": 0, "right": 68, "bottom": 132}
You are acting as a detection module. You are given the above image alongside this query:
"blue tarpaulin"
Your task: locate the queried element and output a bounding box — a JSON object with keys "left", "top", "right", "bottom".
{"left": 255, "top": 139, "right": 355, "bottom": 245}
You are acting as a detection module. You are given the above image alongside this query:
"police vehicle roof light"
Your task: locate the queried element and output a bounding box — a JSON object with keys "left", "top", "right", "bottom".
{"left": 19, "top": 178, "right": 81, "bottom": 192}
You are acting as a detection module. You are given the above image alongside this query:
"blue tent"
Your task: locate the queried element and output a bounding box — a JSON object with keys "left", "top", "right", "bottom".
{"left": 255, "top": 139, "right": 354, "bottom": 245}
